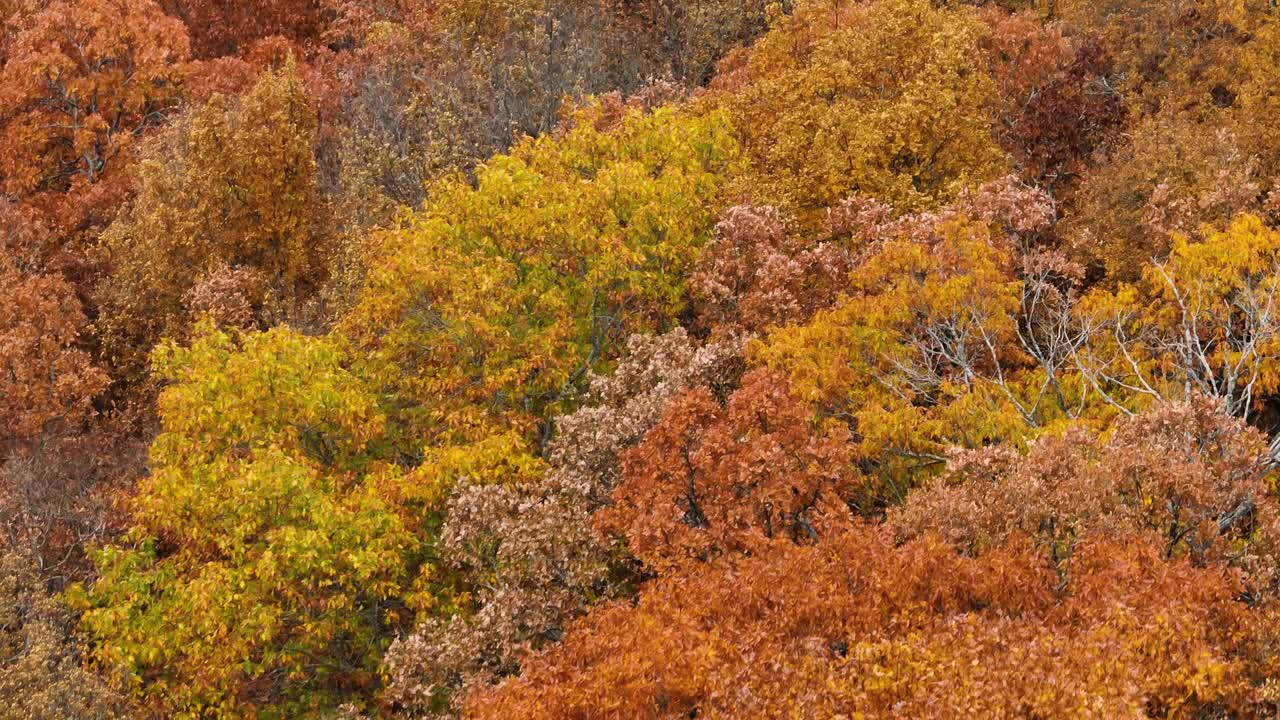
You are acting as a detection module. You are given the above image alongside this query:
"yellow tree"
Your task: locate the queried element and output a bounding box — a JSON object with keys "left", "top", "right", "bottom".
{"left": 709, "top": 0, "right": 1007, "bottom": 216}
{"left": 78, "top": 324, "right": 418, "bottom": 718}
{"left": 1076, "top": 214, "right": 1280, "bottom": 427}
{"left": 754, "top": 215, "right": 1035, "bottom": 501}
{"left": 342, "top": 100, "right": 741, "bottom": 455}
{"left": 1057, "top": 2, "right": 1280, "bottom": 279}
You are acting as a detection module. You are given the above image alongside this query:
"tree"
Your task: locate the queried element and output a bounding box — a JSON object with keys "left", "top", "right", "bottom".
{"left": 0, "top": 549, "right": 129, "bottom": 720}
{"left": 0, "top": 254, "right": 107, "bottom": 450}
{"left": 467, "top": 524, "right": 1280, "bottom": 719}
{"left": 382, "top": 330, "right": 743, "bottom": 717}
{"left": 467, "top": 404, "right": 1280, "bottom": 719}
{"left": 0, "top": 0, "right": 189, "bottom": 236}
{"left": 1069, "top": 115, "right": 1275, "bottom": 281}
{"left": 1053, "top": 0, "right": 1273, "bottom": 120}
{"left": 690, "top": 204, "right": 854, "bottom": 337}
{"left": 981, "top": 8, "right": 1124, "bottom": 196}
{"left": 95, "top": 60, "right": 333, "bottom": 393}
{"left": 78, "top": 325, "right": 418, "bottom": 717}
{"left": 754, "top": 184, "right": 1056, "bottom": 499}
{"left": 893, "top": 398, "right": 1280, "bottom": 593}
{"left": 1075, "top": 214, "right": 1280, "bottom": 427}
{"left": 158, "top": 0, "right": 330, "bottom": 58}
{"left": 710, "top": 0, "right": 1007, "bottom": 215}
{"left": 0, "top": 202, "right": 125, "bottom": 588}
{"left": 595, "top": 369, "right": 856, "bottom": 572}
{"left": 1053, "top": 2, "right": 1280, "bottom": 280}
{"left": 342, "top": 101, "right": 741, "bottom": 450}
{"left": 329, "top": 0, "right": 771, "bottom": 232}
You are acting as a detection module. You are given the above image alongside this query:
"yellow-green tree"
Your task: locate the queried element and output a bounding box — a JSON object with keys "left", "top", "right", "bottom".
{"left": 343, "top": 100, "right": 741, "bottom": 451}
{"left": 78, "top": 325, "right": 416, "bottom": 718}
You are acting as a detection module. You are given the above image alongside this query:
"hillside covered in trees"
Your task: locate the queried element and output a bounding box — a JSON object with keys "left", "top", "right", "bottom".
{"left": 7, "top": 0, "right": 1280, "bottom": 717}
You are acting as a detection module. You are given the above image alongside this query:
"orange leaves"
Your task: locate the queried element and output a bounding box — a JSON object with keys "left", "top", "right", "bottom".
{"left": 158, "top": 0, "right": 330, "bottom": 58}
{"left": 470, "top": 521, "right": 1277, "bottom": 719}
{"left": 470, "top": 402, "right": 1280, "bottom": 718}
{"left": 597, "top": 369, "right": 856, "bottom": 572}
{"left": 20, "top": 1, "right": 1280, "bottom": 717}
{"left": 0, "top": 0, "right": 188, "bottom": 215}
{"left": 0, "top": 254, "right": 107, "bottom": 447}
{"left": 381, "top": 330, "right": 743, "bottom": 717}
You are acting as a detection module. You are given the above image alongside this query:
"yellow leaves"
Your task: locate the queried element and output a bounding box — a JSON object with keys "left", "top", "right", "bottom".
{"left": 81, "top": 320, "right": 421, "bottom": 715}
{"left": 395, "top": 433, "right": 546, "bottom": 508}
{"left": 1077, "top": 214, "right": 1280, "bottom": 417}
{"left": 710, "top": 0, "right": 1006, "bottom": 216}
{"left": 343, "top": 101, "right": 741, "bottom": 446}
{"left": 149, "top": 321, "right": 384, "bottom": 469}
{"left": 758, "top": 218, "right": 1020, "bottom": 411}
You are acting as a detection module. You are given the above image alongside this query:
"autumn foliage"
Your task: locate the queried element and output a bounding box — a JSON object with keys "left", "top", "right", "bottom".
{"left": 469, "top": 403, "right": 1280, "bottom": 719}
{"left": 9, "top": 0, "right": 1280, "bottom": 718}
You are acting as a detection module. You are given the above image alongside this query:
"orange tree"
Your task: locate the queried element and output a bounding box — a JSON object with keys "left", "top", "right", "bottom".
{"left": 467, "top": 401, "right": 1280, "bottom": 719}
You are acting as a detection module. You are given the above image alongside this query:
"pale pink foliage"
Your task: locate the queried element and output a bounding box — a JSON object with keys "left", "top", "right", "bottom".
{"left": 691, "top": 205, "right": 852, "bottom": 335}
{"left": 891, "top": 397, "right": 1280, "bottom": 595}
{"left": 824, "top": 174, "right": 1055, "bottom": 250}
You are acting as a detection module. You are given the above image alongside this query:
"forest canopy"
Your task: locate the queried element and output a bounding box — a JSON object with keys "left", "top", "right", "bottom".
{"left": 6, "top": 0, "right": 1280, "bottom": 718}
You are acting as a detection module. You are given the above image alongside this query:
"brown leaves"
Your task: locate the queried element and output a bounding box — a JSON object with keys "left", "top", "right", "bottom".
{"left": 982, "top": 9, "right": 1124, "bottom": 195}
{"left": 95, "top": 60, "right": 333, "bottom": 393}
{"left": 0, "top": 549, "right": 129, "bottom": 719}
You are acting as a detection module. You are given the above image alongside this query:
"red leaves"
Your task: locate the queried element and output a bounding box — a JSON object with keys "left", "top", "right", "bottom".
{"left": 982, "top": 9, "right": 1125, "bottom": 194}
{"left": 158, "top": 0, "right": 329, "bottom": 58}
